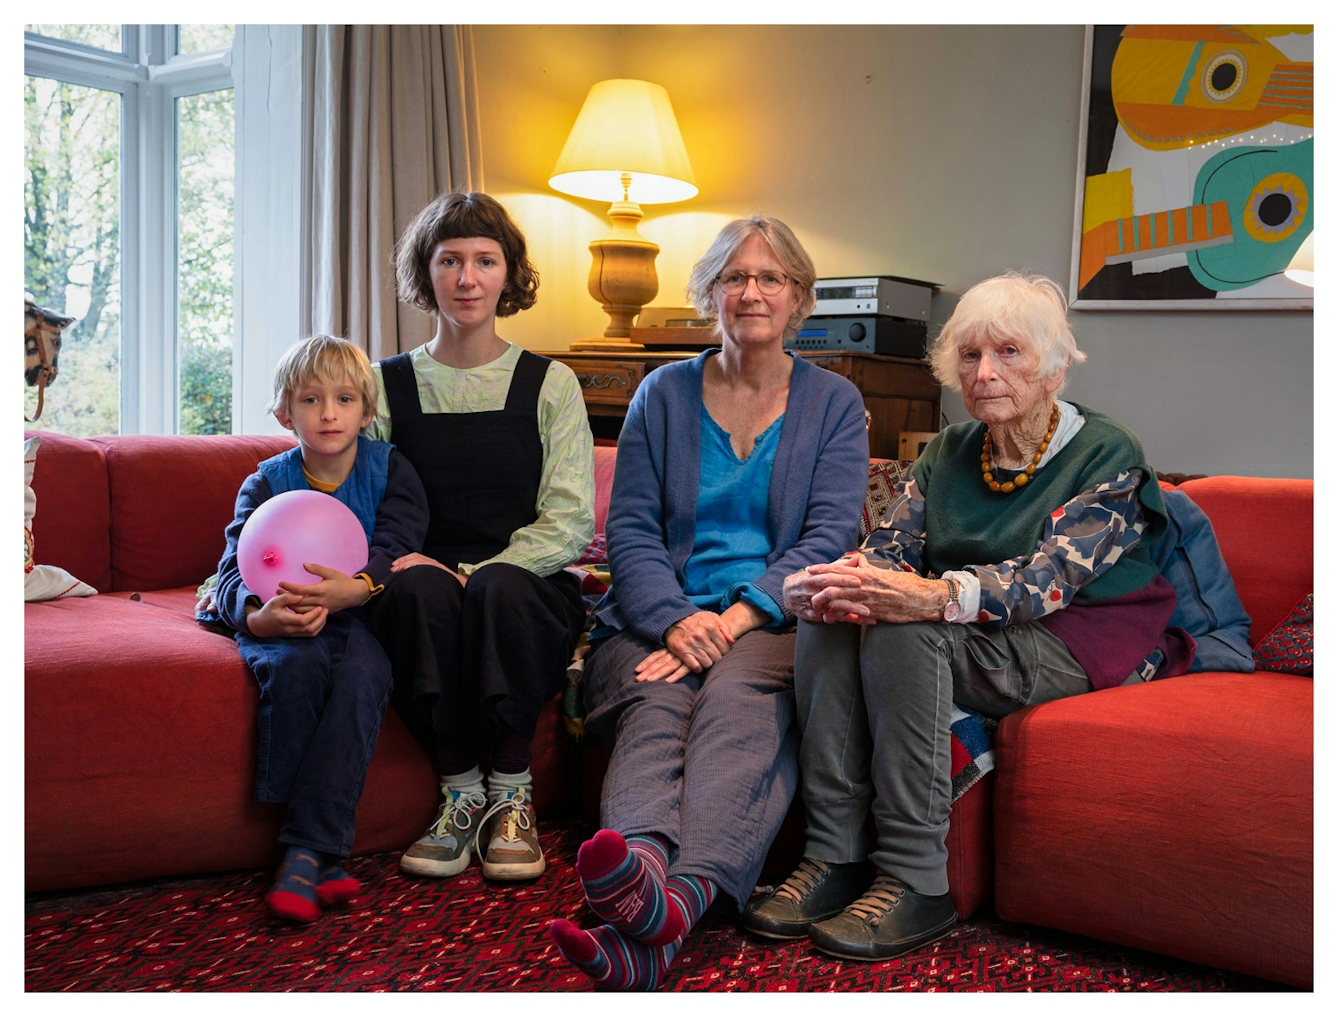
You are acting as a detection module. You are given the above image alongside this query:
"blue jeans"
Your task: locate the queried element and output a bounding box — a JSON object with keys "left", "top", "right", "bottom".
{"left": 236, "top": 610, "right": 393, "bottom": 857}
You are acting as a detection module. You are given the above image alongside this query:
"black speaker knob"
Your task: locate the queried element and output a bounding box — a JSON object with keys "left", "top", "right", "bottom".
{"left": 848, "top": 322, "right": 867, "bottom": 342}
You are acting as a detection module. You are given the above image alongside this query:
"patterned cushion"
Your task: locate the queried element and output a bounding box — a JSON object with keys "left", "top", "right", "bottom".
{"left": 860, "top": 460, "right": 915, "bottom": 542}
{"left": 576, "top": 533, "right": 607, "bottom": 566}
{"left": 1252, "top": 592, "right": 1313, "bottom": 677}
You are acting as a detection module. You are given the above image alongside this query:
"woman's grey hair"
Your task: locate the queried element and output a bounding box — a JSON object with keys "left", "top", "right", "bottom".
{"left": 927, "top": 272, "right": 1087, "bottom": 395}
{"left": 684, "top": 215, "right": 817, "bottom": 342}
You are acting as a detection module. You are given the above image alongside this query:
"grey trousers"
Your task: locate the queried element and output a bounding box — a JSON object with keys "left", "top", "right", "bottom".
{"left": 582, "top": 627, "right": 800, "bottom": 908}
{"left": 794, "top": 619, "right": 1093, "bottom": 896}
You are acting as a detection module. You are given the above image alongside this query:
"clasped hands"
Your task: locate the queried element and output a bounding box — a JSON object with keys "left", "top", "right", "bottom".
{"left": 244, "top": 563, "right": 370, "bottom": 639}
{"left": 782, "top": 552, "right": 946, "bottom": 626}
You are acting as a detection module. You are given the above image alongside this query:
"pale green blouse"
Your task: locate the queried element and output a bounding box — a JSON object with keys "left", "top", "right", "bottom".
{"left": 366, "top": 343, "right": 595, "bottom": 577}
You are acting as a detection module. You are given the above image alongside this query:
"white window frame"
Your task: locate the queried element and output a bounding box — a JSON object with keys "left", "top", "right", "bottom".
{"left": 24, "top": 25, "right": 235, "bottom": 434}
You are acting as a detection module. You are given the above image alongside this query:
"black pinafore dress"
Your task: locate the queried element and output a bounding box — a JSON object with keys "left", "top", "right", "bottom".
{"left": 375, "top": 349, "right": 585, "bottom": 751}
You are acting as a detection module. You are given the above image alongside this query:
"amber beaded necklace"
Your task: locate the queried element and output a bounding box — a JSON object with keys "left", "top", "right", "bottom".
{"left": 981, "top": 402, "right": 1060, "bottom": 493}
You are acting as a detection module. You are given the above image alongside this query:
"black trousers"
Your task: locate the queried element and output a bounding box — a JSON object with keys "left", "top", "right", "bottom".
{"left": 368, "top": 562, "right": 585, "bottom": 774}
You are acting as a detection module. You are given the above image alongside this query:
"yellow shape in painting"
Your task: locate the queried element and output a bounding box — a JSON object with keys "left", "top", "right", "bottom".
{"left": 1082, "top": 169, "right": 1134, "bottom": 234}
{"left": 1111, "top": 26, "right": 1311, "bottom": 150}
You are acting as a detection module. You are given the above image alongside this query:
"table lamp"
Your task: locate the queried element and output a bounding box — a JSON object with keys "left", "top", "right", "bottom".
{"left": 549, "top": 79, "right": 698, "bottom": 345}
{"left": 1284, "top": 231, "right": 1314, "bottom": 287}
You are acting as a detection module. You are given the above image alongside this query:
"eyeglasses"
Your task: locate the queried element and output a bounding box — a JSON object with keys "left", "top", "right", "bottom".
{"left": 715, "top": 270, "right": 791, "bottom": 296}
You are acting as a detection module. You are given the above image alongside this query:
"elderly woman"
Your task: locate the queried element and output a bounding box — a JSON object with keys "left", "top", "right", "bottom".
{"left": 547, "top": 216, "right": 870, "bottom": 990}
{"left": 745, "top": 272, "right": 1186, "bottom": 961}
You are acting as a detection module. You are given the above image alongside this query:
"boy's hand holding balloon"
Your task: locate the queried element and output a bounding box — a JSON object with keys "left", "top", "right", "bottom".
{"left": 279, "top": 564, "right": 371, "bottom": 612}
{"left": 236, "top": 489, "right": 371, "bottom": 639}
{"left": 245, "top": 593, "right": 328, "bottom": 638}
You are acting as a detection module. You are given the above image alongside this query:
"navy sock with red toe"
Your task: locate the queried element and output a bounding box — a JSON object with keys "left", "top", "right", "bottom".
{"left": 315, "top": 862, "right": 361, "bottom": 907}
{"left": 266, "top": 845, "right": 324, "bottom": 923}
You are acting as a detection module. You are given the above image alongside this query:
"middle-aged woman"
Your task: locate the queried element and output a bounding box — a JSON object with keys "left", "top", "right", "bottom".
{"left": 547, "top": 216, "right": 870, "bottom": 990}
{"left": 744, "top": 272, "right": 1189, "bottom": 961}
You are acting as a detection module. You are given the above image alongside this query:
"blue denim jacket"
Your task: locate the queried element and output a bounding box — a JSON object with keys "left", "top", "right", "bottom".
{"left": 1150, "top": 489, "right": 1254, "bottom": 673}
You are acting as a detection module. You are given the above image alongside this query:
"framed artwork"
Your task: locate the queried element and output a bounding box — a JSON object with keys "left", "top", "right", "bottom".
{"left": 1069, "top": 25, "right": 1313, "bottom": 310}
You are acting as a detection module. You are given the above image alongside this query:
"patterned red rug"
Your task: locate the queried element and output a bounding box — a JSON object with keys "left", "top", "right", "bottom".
{"left": 26, "top": 815, "right": 1286, "bottom": 992}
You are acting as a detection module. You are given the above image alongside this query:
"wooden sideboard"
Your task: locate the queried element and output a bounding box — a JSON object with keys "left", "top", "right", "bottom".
{"left": 541, "top": 348, "right": 941, "bottom": 460}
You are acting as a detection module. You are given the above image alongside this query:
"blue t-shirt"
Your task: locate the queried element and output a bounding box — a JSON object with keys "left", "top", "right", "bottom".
{"left": 681, "top": 406, "right": 785, "bottom": 624}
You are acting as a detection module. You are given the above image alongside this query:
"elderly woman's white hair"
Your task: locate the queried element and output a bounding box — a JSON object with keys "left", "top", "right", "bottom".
{"left": 927, "top": 272, "right": 1087, "bottom": 396}
{"left": 685, "top": 215, "right": 817, "bottom": 341}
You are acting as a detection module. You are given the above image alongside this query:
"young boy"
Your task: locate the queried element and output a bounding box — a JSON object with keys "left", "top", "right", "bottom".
{"left": 213, "top": 335, "right": 429, "bottom": 922}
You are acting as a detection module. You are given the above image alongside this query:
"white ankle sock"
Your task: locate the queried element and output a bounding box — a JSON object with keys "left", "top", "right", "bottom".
{"left": 486, "top": 767, "right": 531, "bottom": 802}
{"left": 442, "top": 766, "right": 484, "bottom": 797}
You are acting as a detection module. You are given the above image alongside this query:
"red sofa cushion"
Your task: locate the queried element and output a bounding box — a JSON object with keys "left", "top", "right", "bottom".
{"left": 1176, "top": 476, "right": 1312, "bottom": 645}
{"left": 993, "top": 672, "right": 1312, "bottom": 988}
{"left": 94, "top": 434, "right": 296, "bottom": 592}
{"left": 24, "top": 430, "right": 112, "bottom": 593}
{"left": 24, "top": 588, "right": 441, "bottom": 891}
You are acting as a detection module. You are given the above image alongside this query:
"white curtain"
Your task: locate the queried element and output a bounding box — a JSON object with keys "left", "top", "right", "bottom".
{"left": 308, "top": 25, "right": 485, "bottom": 359}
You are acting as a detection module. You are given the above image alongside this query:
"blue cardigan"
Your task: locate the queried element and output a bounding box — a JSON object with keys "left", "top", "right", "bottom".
{"left": 595, "top": 350, "right": 870, "bottom": 642}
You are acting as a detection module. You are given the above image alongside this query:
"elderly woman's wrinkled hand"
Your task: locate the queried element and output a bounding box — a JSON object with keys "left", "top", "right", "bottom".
{"left": 784, "top": 556, "right": 870, "bottom": 624}
{"left": 810, "top": 553, "right": 945, "bottom": 624}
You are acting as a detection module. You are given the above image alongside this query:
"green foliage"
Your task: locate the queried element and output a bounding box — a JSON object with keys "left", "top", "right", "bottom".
{"left": 24, "top": 48, "right": 236, "bottom": 438}
{"left": 177, "top": 25, "right": 235, "bottom": 54}
{"left": 24, "top": 74, "right": 121, "bottom": 436}
{"left": 25, "top": 24, "right": 123, "bottom": 51}
{"left": 177, "top": 88, "right": 235, "bottom": 435}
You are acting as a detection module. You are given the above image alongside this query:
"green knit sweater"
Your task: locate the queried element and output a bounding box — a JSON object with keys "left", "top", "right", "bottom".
{"left": 911, "top": 404, "right": 1167, "bottom": 605}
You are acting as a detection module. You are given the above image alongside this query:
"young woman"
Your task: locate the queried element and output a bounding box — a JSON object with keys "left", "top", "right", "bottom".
{"left": 365, "top": 191, "right": 594, "bottom": 883}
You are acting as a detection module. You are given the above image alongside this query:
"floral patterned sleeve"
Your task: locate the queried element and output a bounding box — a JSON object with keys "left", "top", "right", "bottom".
{"left": 968, "top": 469, "right": 1148, "bottom": 628}
{"left": 861, "top": 475, "right": 928, "bottom": 571}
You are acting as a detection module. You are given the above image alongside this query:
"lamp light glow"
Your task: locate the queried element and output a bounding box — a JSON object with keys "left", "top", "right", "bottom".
{"left": 549, "top": 79, "right": 697, "bottom": 203}
{"left": 1284, "top": 231, "right": 1314, "bottom": 287}
{"left": 549, "top": 79, "right": 698, "bottom": 343}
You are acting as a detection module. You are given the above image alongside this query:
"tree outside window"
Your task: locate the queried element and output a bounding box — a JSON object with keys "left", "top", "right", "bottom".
{"left": 24, "top": 25, "right": 236, "bottom": 437}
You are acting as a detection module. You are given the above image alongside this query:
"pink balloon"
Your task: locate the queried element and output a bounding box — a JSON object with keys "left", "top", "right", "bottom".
{"left": 237, "top": 490, "right": 370, "bottom": 601}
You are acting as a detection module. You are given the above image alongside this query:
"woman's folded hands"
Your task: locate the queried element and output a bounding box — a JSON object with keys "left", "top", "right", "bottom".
{"left": 785, "top": 553, "right": 947, "bottom": 625}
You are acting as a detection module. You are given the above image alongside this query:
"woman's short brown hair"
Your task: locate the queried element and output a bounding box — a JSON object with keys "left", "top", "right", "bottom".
{"left": 393, "top": 191, "right": 539, "bottom": 318}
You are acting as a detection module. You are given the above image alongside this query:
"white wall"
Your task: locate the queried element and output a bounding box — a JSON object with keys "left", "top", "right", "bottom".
{"left": 471, "top": 24, "right": 1312, "bottom": 478}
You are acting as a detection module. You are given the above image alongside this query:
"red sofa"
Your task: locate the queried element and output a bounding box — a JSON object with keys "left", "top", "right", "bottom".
{"left": 25, "top": 433, "right": 1311, "bottom": 988}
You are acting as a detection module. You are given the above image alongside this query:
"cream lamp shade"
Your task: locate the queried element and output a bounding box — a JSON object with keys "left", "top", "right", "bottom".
{"left": 549, "top": 79, "right": 698, "bottom": 344}
{"left": 1284, "top": 231, "right": 1314, "bottom": 287}
{"left": 549, "top": 79, "right": 697, "bottom": 204}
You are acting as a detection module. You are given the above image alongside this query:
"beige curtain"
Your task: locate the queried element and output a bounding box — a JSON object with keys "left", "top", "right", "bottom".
{"left": 308, "top": 25, "right": 485, "bottom": 359}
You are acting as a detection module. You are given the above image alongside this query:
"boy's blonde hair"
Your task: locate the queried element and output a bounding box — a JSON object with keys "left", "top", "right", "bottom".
{"left": 267, "top": 335, "right": 379, "bottom": 417}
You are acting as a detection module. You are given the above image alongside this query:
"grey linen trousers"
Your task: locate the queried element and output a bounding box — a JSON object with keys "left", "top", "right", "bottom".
{"left": 794, "top": 619, "right": 1093, "bottom": 896}
{"left": 582, "top": 627, "right": 800, "bottom": 909}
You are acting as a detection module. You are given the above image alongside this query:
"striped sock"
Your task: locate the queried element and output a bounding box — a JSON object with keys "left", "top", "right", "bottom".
{"left": 549, "top": 919, "right": 681, "bottom": 991}
{"left": 665, "top": 873, "right": 717, "bottom": 934}
{"left": 575, "top": 830, "right": 680, "bottom": 946}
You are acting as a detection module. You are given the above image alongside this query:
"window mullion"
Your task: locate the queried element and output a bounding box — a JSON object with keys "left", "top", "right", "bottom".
{"left": 128, "top": 74, "right": 177, "bottom": 434}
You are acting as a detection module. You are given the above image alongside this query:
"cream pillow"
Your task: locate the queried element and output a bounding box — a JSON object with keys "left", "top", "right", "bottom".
{"left": 24, "top": 435, "right": 97, "bottom": 601}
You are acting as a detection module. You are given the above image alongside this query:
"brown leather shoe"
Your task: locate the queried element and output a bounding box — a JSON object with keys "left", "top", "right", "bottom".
{"left": 742, "top": 857, "right": 875, "bottom": 940}
{"left": 808, "top": 872, "right": 957, "bottom": 961}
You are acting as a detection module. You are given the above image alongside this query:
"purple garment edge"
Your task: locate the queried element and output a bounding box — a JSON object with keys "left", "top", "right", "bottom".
{"left": 1038, "top": 573, "right": 1196, "bottom": 689}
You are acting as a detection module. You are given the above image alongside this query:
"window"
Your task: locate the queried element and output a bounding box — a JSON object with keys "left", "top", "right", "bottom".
{"left": 24, "top": 25, "right": 236, "bottom": 436}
